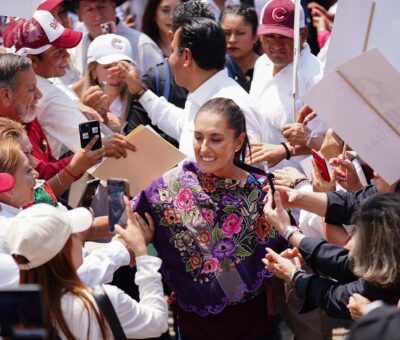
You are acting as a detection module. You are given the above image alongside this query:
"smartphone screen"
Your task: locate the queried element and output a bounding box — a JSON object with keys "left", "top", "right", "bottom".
{"left": 78, "top": 179, "right": 100, "bottom": 208}
{"left": 108, "top": 179, "right": 129, "bottom": 232}
{"left": 311, "top": 149, "right": 331, "bottom": 182}
{"left": 79, "top": 121, "right": 102, "bottom": 150}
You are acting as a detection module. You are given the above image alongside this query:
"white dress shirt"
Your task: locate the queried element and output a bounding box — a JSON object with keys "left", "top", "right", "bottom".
{"left": 250, "top": 46, "right": 326, "bottom": 171}
{"left": 60, "top": 256, "right": 168, "bottom": 339}
{"left": 139, "top": 68, "right": 265, "bottom": 158}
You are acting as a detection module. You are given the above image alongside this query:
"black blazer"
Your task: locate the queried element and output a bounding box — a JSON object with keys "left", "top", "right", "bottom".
{"left": 294, "top": 237, "right": 400, "bottom": 319}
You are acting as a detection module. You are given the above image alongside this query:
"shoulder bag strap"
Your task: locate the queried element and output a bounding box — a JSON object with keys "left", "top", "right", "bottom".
{"left": 93, "top": 285, "right": 127, "bottom": 340}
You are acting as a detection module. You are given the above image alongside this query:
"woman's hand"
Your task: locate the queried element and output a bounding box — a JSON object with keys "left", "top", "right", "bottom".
{"left": 329, "top": 155, "right": 363, "bottom": 192}
{"left": 273, "top": 166, "right": 307, "bottom": 187}
{"left": 81, "top": 85, "right": 108, "bottom": 117}
{"left": 263, "top": 189, "right": 291, "bottom": 235}
{"left": 311, "top": 159, "right": 336, "bottom": 192}
{"left": 262, "top": 185, "right": 302, "bottom": 210}
{"left": 262, "top": 247, "right": 299, "bottom": 281}
{"left": 347, "top": 293, "right": 371, "bottom": 320}
{"left": 246, "top": 143, "right": 287, "bottom": 167}
{"left": 115, "top": 196, "right": 155, "bottom": 257}
{"left": 69, "top": 135, "right": 105, "bottom": 175}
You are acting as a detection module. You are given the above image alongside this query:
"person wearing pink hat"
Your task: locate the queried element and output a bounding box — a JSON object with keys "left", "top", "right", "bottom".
{"left": 248, "top": 0, "right": 327, "bottom": 172}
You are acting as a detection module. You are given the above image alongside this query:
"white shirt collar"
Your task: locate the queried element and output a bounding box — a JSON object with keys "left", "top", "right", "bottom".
{"left": 188, "top": 69, "right": 228, "bottom": 108}
{"left": 0, "top": 202, "right": 20, "bottom": 219}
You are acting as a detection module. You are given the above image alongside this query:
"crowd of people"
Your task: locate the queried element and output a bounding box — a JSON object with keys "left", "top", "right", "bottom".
{"left": 0, "top": 0, "right": 399, "bottom": 339}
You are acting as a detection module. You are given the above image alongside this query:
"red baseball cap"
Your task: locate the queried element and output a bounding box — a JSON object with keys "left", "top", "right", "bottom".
{"left": 0, "top": 173, "right": 15, "bottom": 193}
{"left": 4, "top": 10, "right": 82, "bottom": 56}
{"left": 37, "top": 0, "right": 64, "bottom": 12}
{"left": 257, "top": 0, "right": 305, "bottom": 38}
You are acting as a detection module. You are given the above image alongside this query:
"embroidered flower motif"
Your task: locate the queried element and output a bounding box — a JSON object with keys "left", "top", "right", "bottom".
{"left": 200, "top": 207, "right": 216, "bottom": 225}
{"left": 201, "top": 258, "right": 219, "bottom": 274}
{"left": 197, "top": 229, "right": 212, "bottom": 246}
{"left": 221, "top": 214, "right": 243, "bottom": 238}
{"left": 221, "top": 192, "right": 242, "bottom": 206}
{"left": 211, "top": 238, "right": 235, "bottom": 261}
{"left": 189, "top": 253, "right": 203, "bottom": 269}
{"left": 201, "top": 175, "right": 217, "bottom": 193}
{"left": 255, "top": 217, "right": 273, "bottom": 238}
{"left": 174, "top": 188, "right": 194, "bottom": 211}
{"left": 195, "top": 192, "right": 209, "bottom": 201}
{"left": 174, "top": 231, "right": 194, "bottom": 251}
{"left": 163, "top": 208, "right": 182, "bottom": 225}
{"left": 159, "top": 188, "right": 171, "bottom": 202}
{"left": 224, "top": 179, "right": 239, "bottom": 190}
{"left": 179, "top": 172, "right": 199, "bottom": 185}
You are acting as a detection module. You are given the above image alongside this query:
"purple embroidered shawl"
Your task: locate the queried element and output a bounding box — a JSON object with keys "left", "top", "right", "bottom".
{"left": 132, "top": 161, "right": 287, "bottom": 316}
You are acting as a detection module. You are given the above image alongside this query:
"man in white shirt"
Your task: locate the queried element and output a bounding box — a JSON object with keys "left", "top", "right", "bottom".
{"left": 5, "top": 9, "right": 134, "bottom": 159}
{"left": 249, "top": 0, "right": 326, "bottom": 171}
{"left": 124, "top": 15, "right": 264, "bottom": 159}
{"left": 73, "top": 0, "right": 163, "bottom": 76}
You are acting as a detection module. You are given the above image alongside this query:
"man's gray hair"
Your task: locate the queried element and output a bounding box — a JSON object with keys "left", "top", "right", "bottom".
{"left": 0, "top": 54, "right": 32, "bottom": 91}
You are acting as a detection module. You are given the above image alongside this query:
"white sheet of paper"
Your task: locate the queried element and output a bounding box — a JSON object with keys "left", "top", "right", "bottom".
{"left": 304, "top": 49, "right": 400, "bottom": 184}
{"left": 91, "top": 125, "right": 187, "bottom": 197}
{"left": 0, "top": 0, "right": 42, "bottom": 18}
{"left": 325, "top": 0, "right": 400, "bottom": 74}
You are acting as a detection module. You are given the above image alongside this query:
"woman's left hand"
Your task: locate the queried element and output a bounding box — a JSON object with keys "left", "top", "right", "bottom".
{"left": 347, "top": 293, "right": 371, "bottom": 320}
{"left": 262, "top": 247, "right": 299, "bottom": 281}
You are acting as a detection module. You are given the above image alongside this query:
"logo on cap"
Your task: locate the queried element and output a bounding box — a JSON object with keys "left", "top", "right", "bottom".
{"left": 272, "top": 7, "right": 288, "bottom": 23}
{"left": 111, "top": 38, "right": 123, "bottom": 50}
{"left": 49, "top": 19, "right": 58, "bottom": 30}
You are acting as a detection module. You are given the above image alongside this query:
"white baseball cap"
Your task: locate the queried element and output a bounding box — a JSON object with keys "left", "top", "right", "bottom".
{"left": 87, "top": 33, "right": 135, "bottom": 65}
{"left": 7, "top": 204, "right": 93, "bottom": 270}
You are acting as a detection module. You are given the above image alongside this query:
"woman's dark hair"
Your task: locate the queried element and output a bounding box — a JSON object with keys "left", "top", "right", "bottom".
{"left": 196, "top": 97, "right": 249, "bottom": 161}
{"left": 220, "top": 5, "right": 258, "bottom": 35}
{"left": 220, "top": 5, "right": 262, "bottom": 55}
{"left": 142, "top": 0, "right": 163, "bottom": 44}
{"left": 350, "top": 193, "right": 400, "bottom": 288}
{"left": 177, "top": 17, "right": 226, "bottom": 70}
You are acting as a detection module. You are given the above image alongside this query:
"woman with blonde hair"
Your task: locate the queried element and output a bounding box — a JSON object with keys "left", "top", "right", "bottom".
{"left": 73, "top": 34, "right": 136, "bottom": 133}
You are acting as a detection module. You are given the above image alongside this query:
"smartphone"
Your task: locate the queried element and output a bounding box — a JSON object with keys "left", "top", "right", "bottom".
{"left": 100, "top": 21, "right": 117, "bottom": 34}
{"left": 79, "top": 120, "right": 102, "bottom": 150}
{"left": 77, "top": 179, "right": 101, "bottom": 208}
{"left": 311, "top": 149, "right": 331, "bottom": 182}
{"left": 108, "top": 178, "right": 129, "bottom": 232}
{"left": 0, "top": 284, "right": 44, "bottom": 333}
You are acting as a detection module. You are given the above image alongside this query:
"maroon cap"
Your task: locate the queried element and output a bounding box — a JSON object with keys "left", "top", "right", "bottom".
{"left": 0, "top": 173, "right": 15, "bottom": 193}
{"left": 4, "top": 10, "right": 82, "bottom": 56}
{"left": 257, "top": 0, "right": 305, "bottom": 38}
{"left": 37, "top": 0, "right": 64, "bottom": 11}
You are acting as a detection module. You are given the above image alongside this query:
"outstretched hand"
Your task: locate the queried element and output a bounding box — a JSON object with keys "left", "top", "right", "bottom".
{"left": 115, "top": 196, "right": 155, "bottom": 257}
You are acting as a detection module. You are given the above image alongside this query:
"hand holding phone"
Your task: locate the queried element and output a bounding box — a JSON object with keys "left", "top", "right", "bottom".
{"left": 311, "top": 149, "right": 331, "bottom": 182}
{"left": 79, "top": 120, "right": 102, "bottom": 150}
{"left": 108, "top": 178, "right": 129, "bottom": 232}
